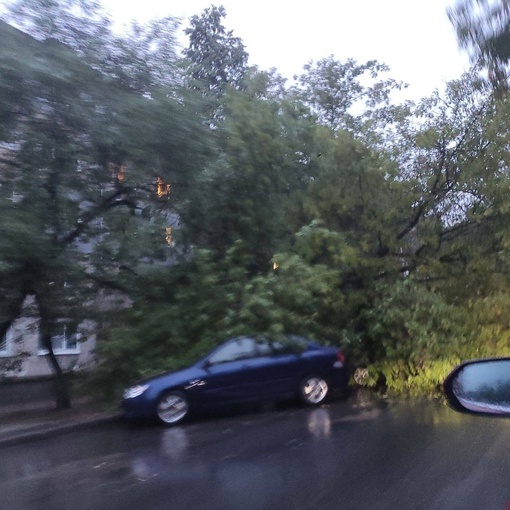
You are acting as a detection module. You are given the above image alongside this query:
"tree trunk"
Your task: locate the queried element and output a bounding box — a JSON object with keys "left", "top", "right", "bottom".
{"left": 35, "top": 292, "right": 72, "bottom": 410}
{"left": 42, "top": 332, "right": 71, "bottom": 410}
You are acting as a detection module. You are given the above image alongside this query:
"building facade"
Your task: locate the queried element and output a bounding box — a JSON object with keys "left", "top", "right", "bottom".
{"left": 0, "top": 295, "right": 96, "bottom": 378}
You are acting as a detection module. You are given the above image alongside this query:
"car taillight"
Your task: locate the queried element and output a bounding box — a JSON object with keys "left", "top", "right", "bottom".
{"left": 336, "top": 351, "right": 345, "bottom": 365}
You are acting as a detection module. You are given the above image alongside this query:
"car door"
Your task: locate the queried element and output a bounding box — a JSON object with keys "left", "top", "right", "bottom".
{"left": 240, "top": 338, "right": 310, "bottom": 398}
{"left": 197, "top": 337, "right": 262, "bottom": 404}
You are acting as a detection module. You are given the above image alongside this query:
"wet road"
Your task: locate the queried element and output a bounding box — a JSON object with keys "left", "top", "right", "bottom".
{"left": 2, "top": 392, "right": 510, "bottom": 510}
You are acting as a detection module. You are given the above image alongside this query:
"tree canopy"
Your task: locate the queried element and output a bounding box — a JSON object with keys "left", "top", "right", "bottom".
{"left": 449, "top": 0, "right": 510, "bottom": 87}
{"left": 0, "top": 15, "right": 210, "bottom": 405}
{"left": 3, "top": 1, "right": 510, "bottom": 401}
{"left": 184, "top": 5, "right": 248, "bottom": 95}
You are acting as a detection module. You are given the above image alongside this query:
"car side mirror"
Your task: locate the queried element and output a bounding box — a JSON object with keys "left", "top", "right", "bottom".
{"left": 444, "top": 358, "right": 510, "bottom": 415}
{"left": 202, "top": 359, "right": 212, "bottom": 370}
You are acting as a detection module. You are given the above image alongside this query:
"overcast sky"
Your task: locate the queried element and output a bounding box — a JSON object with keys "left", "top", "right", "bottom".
{"left": 0, "top": 0, "right": 471, "bottom": 102}
{"left": 100, "top": 0, "right": 471, "bottom": 102}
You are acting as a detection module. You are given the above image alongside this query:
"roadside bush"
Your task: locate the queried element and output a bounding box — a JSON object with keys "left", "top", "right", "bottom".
{"left": 344, "top": 280, "right": 473, "bottom": 365}
{"left": 353, "top": 287, "right": 510, "bottom": 396}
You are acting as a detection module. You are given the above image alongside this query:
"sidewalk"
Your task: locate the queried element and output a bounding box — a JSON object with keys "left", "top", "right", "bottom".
{"left": 0, "top": 398, "right": 122, "bottom": 448}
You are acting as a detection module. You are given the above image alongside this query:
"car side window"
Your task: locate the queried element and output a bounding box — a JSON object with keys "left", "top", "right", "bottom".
{"left": 255, "top": 338, "right": 273, "bottom": 356}
{"left": 272, "top": 337, "right": 307, "bottom": 355}
{"left": 208, "top": 338, "right": 256, "bottom": 365}
{"left": 254, "top": 337, "right": 308, "bottom": 356}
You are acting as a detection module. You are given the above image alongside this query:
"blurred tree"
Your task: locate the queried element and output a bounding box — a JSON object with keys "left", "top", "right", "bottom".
{"left": 181, "top": 63, "right": 327, "bottom": 276}
{"left": 184, "top": 5, "right": 248, "bottom": 94}
{"left": 395, "top": 71, "right": 510, "bottom": 281}
{"left": 294, "top": 56, "right": 406, "bottom": 133}
{"left": 93, "top": 63, "right": 510, "bottom": 395}
{"left": 182, "top": 87, "right": 291, "bottom": 274}
{"left": 273, "top": 69, "right": 510, "bottom": 363}
{"left": 448, "top": 0, "right": 510, "bottom": 87}
{"left": 7, "top": 1, "right": 510, "bottom": 400}
{"left": 3, "top": 0, "right": 181, "bottom": 92}
{"left": 183, "top": 5, "right": 249, "bottom": 123}
{"left": 0, "top": 20, "right": 209, "bottom": 407}
{"left": 3, "top": 0, "right": 110, "bottom": 52}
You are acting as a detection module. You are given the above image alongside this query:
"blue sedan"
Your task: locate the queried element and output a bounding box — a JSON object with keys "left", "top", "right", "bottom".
{"left": 122, "top": 336, "right": 349, "bottom": 425}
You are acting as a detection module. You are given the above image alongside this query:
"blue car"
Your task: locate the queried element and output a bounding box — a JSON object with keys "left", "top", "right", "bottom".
{"left": 122, "top": 335, "right": 349, "bottom": 425}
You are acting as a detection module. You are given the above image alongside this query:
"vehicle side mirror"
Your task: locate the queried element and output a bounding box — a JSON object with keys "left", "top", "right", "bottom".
{"left": 444, "top": 358, "right": 510, "bottom": 415}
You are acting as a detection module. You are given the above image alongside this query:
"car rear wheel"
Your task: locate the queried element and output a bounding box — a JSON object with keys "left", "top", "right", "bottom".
{"left": 157, "top": 391, "right": 189, "bottom": 425}
{"left": 300, "top": 375, "right": 329, "bottom": 405}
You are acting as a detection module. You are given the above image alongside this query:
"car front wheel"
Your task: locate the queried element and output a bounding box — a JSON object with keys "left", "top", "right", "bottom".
{"left": 300, "top": 375, "right": 329, "bottom": 405}
{"left": 156, "top": 391, "right": 189, "bottom": 425}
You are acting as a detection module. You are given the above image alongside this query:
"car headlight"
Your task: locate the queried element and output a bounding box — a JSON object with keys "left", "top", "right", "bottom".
{"left": 124, "top": 384, "right": 150, "bottom": 399}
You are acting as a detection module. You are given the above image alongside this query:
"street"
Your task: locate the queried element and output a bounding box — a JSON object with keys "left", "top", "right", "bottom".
{"left": 1, "top": 391, "right": 510, "bottom": 510}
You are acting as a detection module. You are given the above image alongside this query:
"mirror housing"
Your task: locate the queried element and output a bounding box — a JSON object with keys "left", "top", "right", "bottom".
{"left": 444, "top": 357, "right": 510, "bottom": 415}
{"left": 201, "top": 359, "right": 212, "bottom": 370}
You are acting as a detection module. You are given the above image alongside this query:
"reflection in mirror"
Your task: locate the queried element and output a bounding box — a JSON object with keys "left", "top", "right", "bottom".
{"left": 451, "top": 360, "right": 510, "bottom": 414}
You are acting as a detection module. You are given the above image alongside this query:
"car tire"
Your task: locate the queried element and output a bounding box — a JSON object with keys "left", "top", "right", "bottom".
{"left": 156, "top": 390, "right": 189, "bottom": 425}
{"left": 299, "top": 375, "right": 329, "bottom": 405}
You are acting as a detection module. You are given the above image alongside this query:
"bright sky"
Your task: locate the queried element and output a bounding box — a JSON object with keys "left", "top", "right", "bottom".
{"left": 100, "top": 0, "right": 471, "bottom": 103}
{"left": 0, "top": 0, "right": 470, "bottom": 102}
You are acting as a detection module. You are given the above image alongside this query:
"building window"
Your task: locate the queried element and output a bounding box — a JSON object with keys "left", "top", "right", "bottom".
{"left": 165, "top": 227, "right": 173, "bottom": 246}
{"left": 157, "top": 177, "right": 171, "bottom": 197}
{"left": 39, "top": 325, "right": 80, "bottom": 355}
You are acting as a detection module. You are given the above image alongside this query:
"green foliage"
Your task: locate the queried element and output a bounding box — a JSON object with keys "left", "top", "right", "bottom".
{"left": 0, "top": 9, "right": 210, "bottom": 407}
{"left": 464, "top": 294, "right": 510, "bottom": 355}
{"left": 182, "top": 84, "right": 302, "bottom": 273}
{"left": 92, "top": 249, "right": 241, "bottom": 396}
{"left": 3, "top": 0, "right": 181, "bottom": 91}
{"left": 7, "top": 1, "right": 510, "bottom": 403}
{"left": 349, "top": 280, "right": 473, "bottom": 363}
{"left": 448, "top": 0, "right": 510, "bottom": 88}
{"left": 360, "top": 359, "right": 463, "bottom": 396}
{"left": 294, "top": 56, "right": 406, "bottom": 133}
{"left": 4, "top": 0, "right": 110, "bottom": 53}
{"left": 184, "top": 5, "right": 248, "bottom": 100}
{"left": 95, "top": 67, "right": 510, "bottom": 398}
{"left": 353, "top": 290, "right": 510, "bottom": 396}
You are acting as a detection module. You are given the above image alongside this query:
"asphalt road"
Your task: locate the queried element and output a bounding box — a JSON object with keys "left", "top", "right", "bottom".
{"left": 2, "top": 391, "right": 510, "bottom": 510}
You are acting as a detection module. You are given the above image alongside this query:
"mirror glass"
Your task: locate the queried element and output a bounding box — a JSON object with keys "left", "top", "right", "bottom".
{"left": 452, "top": 360, "right": 510, "bottom": 414}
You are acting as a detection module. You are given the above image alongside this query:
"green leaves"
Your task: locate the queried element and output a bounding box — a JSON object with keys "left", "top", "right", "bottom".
{"left": 7, "top": 1, "right": 510, "bottom": 400}
{"left": 184, "top": 5, "right": 248, "bottom": 96}
{"left": 294, "top": 56, "right": 406, "bottom": 133}
{"left": 448, "top": 0, "right": 510, "bottom": 89}
{"left": 0, "top": 8, "right": 212, "bottom": 395}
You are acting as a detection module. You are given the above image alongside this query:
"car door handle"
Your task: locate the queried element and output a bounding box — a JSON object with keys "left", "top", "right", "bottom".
{"left": 185, "top": 379, "right": 207, "bottom": 389}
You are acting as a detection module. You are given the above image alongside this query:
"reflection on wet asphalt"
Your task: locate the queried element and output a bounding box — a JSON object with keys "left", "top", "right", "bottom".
{"left": 1, "top": 391, "right": 510, "bottom": 510}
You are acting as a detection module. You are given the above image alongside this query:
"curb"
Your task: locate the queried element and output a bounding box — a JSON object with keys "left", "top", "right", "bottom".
{"left": 0, "top": 413, "right": 123, "bottom": 448}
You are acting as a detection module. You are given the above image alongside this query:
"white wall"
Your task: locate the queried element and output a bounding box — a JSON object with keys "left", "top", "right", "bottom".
{"left": 0, "top": 296, "right": 96, "bottom": 378}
